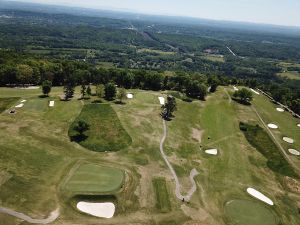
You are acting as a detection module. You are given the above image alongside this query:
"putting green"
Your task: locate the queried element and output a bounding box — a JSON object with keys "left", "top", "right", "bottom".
{"left": 64, "top": 164, "right": 125, "bottom": 193}
{"left": 225, "top": 199, "right": 277, "bottom": 225}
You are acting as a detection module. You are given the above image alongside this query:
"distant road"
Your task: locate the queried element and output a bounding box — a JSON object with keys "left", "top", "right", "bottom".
{"left": 226, "top": 46, "right": 237, "bottom": 56}
{"left": 160, "top": 119, "right": 199, "bottom": 202}
{"left": 0, "top": 207, "right": 59, "bottom": 224}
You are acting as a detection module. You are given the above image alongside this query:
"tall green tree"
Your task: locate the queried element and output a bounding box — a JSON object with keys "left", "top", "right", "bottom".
{"left": 104, "top": 83, "right": 116, "bottom": 100}
{"left": 81, "top": 84, "right": 86, "bottom": 99}
{"left": 96, "top": 84, "right": 105, "bottom": 98}
{"left": 117, "top": 87, "right": 127, "bottom": 103}
{"left": 233, "top": 88, "right": 253, "bottom": 104}
{"left": 16, "top": 64, "right": 33, "bottom": 86}
{"left": 41, "top": 80, "right": 52, "bottom": 96}
{"left": 161, "top": 96, "right": 177, "bottom": 120}
{"left": 74, "top": 120, "right": 89, "bottom": 136}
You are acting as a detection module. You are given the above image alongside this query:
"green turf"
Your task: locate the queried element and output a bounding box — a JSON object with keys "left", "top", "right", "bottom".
{"left": 64, "top": 163, "right": 124, "bottom": 193}
{"left": 0, "top": 97, "right": 19, "bottom": 112}
{"left": 240, "top": 122, "right": 298, "bottom": 178}
{"left": 23, "top": 98, "right": 48, "bottom": 112}
{"left": 69, "top": 104, "right": 132, "bottom": 152}
{"left": 225, "top": 199, "right": 277, "bottom": 225}
{"left": 152, "top": 177, "right": 171, "bottom": 213}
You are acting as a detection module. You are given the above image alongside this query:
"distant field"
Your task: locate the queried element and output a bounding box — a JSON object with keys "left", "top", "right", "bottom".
{"left": 63, "top": 163, "right": 124, "bottom": 193}
{"left": 69, "top": 104, "right": 132, "bottom": 152}
{"left": 201, "top": 54, "right": 225, "bottom": 62}
{"left": 0, "top": 97, "right": 19, "bottom": 112}
{"left": 152, "top": 177, "right": 171, "bottom": 212}
{"left": 137, "top": 48, "right": 175, "bottom": 55}
{"left": 277, "top": 72, "right": 300, "bottom": 80}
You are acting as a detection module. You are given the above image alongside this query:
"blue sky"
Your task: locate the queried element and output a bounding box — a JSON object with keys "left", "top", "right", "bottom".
{"left": 12, "top": 0, "right": 300, "bottom": 27}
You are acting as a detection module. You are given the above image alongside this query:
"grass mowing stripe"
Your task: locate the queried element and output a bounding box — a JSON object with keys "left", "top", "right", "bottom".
{"left": 240, "top": 122, "right": 298, "bottom": 178}
{"left": 152, "top": 177, "right": 171, "bottom": 212}
{"left": 69, "top": 104, "right": 132, "bottom": 152}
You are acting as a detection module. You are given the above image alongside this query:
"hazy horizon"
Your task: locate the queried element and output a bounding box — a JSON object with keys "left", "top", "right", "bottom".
{"left": 4, "top": 0, "right": 300, "bottom": 27}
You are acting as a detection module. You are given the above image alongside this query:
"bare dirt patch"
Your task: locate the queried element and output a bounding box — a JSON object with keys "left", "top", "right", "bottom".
{"left": 191, "top": 128, "right": 203, "bottom": 143}
{"left": 181, "top": 205, "right": 213, "bottom": 222}
{"left": 285, "top": 177, "right": 300, "bottom": 193}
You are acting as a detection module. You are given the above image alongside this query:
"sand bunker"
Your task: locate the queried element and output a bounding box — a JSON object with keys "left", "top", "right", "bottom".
{"left": 276, "top": 108, "right": 284, "bottom": 112}
{"left": 247, "top": 188, "right": 274, "bottom": 206}
{"left": 288, "top": 149, "right": 300, "bottom": 156}
{"left": 126, "top": 93, "right": 133, "bottom": 99}
{"left": 15, "top": 103, "right": 24, "bottom": 108}
{"left": 233, "top": 86, "right": 239, "bottom": 91}
{"left": 76, "top": 202, "right": 115, "bottom": 218}
{"left": 250, "top": 88, "right": 260, "bottom": 95}
{"left": 49, "top": 101, "right": 55, "bottom": 107}
{"left": 298, "top": 124, "right": 300, "bottom": 128}
{"left": 21, "top": 100, "right": 27, "bottom": 103}
{"left": 158, "top": 97, "right": 165, "bottom": 105}
{"left": 205, "top": 149, "right": 218, "bottom": 155}
{"left": 267, "top": 124, "right": 278, "bottom": 129}
{"left": 283, "top": 137, "right": 294, "bottom": 144}
{"left": 19, "top": 86, "right": 39, "bottom": 90}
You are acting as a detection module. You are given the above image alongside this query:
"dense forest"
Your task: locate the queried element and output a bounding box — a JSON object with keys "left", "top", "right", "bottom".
{"left": 0, "top": 7, "right": 299, "bottom": 114}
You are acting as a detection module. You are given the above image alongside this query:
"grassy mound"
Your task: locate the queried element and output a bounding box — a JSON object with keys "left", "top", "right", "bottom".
{"left": 152, "top": 177, "right": 171, "bottom": 212}
{"left": 69, "top": 104, "right": 132, "bottom": 152}
{"left": 64, "top": 163, "right": 124, "bottom": 194}
{"left": 0, "top": 97, "right": 19, "bottom": 112}
{"left": 225, "top": 199, "right": 277, "bottom": 225}
{"left": 240, "top": 122, "right": 298, "bottom": 178}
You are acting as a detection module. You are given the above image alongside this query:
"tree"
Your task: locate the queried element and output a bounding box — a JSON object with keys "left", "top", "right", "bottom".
{"left": 105, "top": 83, "right": 116, "bottom": 100}
{"left": 86, "top": 85, "right": 92, "bottom": 96}
{"left": 161, "top": 96, "right": 177, "bottom": 120}
{"left": 73, "top": 120, "right": 89, "bottom": 136}
{"left": 117, "top": 87, "right": 127, "bottom": 103}
{"left": 41, "top": 80, "right": 52, "bottom": 96}
{"left": 63, "top": 83, "right": 75, "bottom": 100}
{"left": 233, "top": 88, "right": 253, "bottom": 104}
{"left": 185, "top": 80, "right": 207, "bottom": 100}
{"left": 96, "top": 84, "right": 105, "bottom": 98}
{"left": 16, "top": 64, "right": 33, "bottom": 86}
{"left": 81, "top": 84, "right": 86, "bottom": 99}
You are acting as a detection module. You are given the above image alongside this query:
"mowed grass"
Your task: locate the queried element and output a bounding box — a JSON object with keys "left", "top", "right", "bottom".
{"left": 225, "top": 199, "right": 277, "bottom": 225}
{"left": 277, "top": 72, "right": 300, "bottom": 80}
{"left": 240, "top": 122, "right": 298, "bottom": 178}
{"left": 69, "top": 104, "right": 132, "bottom": 152}
{"left": 152, "top": 177, "right": 171, "bottom": 212}
{"left": 0, "top": 97, "right": 19, "bottom": 112}
{"left": 64, "top": 163, "right": 124, "bottom": 193}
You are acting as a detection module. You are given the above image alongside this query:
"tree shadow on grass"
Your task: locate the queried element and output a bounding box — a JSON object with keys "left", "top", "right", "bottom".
{"left": 70, "top": 134, "right": 88, "bottom": 143}
{"left": 232, "top": 98, "right": 251, "bottom": 106}
{"left": 38, "top": 94, "right": 49, "bottom": 98}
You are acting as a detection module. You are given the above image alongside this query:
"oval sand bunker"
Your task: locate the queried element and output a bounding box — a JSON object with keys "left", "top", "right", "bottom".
{"left": 298, "top": 124, "right": 300, "bottom": 128}
{"left": 283, "top": 137, "right": 294, "bottom": 144}
{"left": 276, "top": 108, "right": 284, "bottom": 112}
{"left": 267, "top": 124, "right": 278, "bottom": 129}
{"left": 77, "top": 202, "right": 115, "bottom": 218}
{"left": 288, "top": 149, "right": 300, "bottom": 156}
{"left": 205, "top": 149, "right": 218, "bottom": 155}
{"left": 247, "top": 188, "right": 274, "bottom": 205}
{"left": 225, "top": 199, "right": 277, "bottom": 225}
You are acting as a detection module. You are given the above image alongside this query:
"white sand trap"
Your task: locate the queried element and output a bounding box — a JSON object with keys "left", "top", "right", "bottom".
{"left": 276, "top": 108, "right": 284, "bottom": 112}
{"left": 21, "top": 100, "right": 27, "bottom": 103}
{"left": 158, "top": 97, "right": 165, "bottom": 105}
{"left": 205, "top": 149, "right": 218, "bottom": 155}
{"left": 250, "top": 88, "right": 260, "bottom": 95}
{"left": 283, "top": 137, "right": 294, "bottom": 144}
{"left": 233, "top": 86, "right": 239, "bottom": 91}
{"left": 19, "top": 86, "right": 39, "bottom": 90}
{"left": 15, "top": 104, "right": 24, "bottom": 108}
{"left": 126, "top": 93, "right": 133, "bottom": 99}
{"left": 247, "top": 188, "right": 274, "bottom": 206}
{"left": 49, "top": 101, "right": 55, "bottom": 107}
{"left": 288, "top": 149, "right": 300, "bottom": 156}
{"left": 267, "top": 124, "right": 278, "bottom": 129}
{"left": 298, "top": 124, "right": 300, "bottom": 128}
{"left": 77, "top": 202, "right": 115, "bottom": 218}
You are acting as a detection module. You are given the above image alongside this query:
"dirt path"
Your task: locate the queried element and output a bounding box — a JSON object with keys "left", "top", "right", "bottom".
{"left": 0, "top": 207, "right": 59, "bottom": 224}
{"left": 226, "top": 46, "right": 237, "bottom": 56}
{"left": 160, "top": 119, "right": 199, "bottom": 202}
{"left": 251, "top": 105, "right": 300, "bottom": 175}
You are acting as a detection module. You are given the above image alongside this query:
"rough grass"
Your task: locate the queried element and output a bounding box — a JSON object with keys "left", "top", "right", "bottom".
{"left": 152, "top": 177, "right": 171, "bottom": 213}
{"left": 69, "top": 104, "right": 132, "bottom": 152}
{"left": 64, "top": 163, "right": 124, "bottom": 194}
{"left": 240, "top": 122, "right": 298, "bottom": 178}
{"left": 0, "top": 97, "right": 19, "bottom": 112}
{"left": 225, "top": 199, "right": 277, "bottom": 225}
